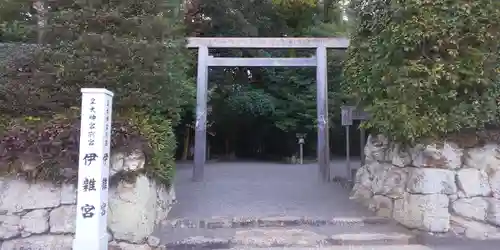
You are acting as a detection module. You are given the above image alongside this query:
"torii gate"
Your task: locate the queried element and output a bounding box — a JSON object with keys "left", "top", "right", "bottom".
{"left": 187, "top": 37, "right": 349, "bottom": 182}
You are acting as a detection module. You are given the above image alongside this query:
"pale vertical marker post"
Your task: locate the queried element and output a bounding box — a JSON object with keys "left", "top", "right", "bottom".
{"left": 73, "top": 88, "right": 114, "bottom": 250}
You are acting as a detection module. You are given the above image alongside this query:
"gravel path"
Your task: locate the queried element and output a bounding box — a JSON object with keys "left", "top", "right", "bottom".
{"left": 157, "top": 160, "right": 500, "bottom": 249}
{"left": 168, "top": 160, "right": 369, "bottom": 219}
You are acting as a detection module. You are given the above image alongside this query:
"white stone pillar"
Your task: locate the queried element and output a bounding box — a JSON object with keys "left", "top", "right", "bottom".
{"left": 73, "top": 88, "right": 114, "bottom": 250}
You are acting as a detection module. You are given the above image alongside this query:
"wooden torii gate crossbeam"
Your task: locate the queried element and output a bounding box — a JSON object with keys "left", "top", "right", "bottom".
{"left": 187, "top": 37, "right": 349, "bottom": 182}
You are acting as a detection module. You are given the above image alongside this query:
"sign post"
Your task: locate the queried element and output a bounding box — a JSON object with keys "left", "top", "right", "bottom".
{"left": 296, "top": 133, "right": 306, "bottom": 164}
{"left": 341, "top": 106, "right": 353, "bottom": 181}
{"left": 340, "top": 106, "right": 369, "bottom": 182}
{"left": 73, "top": 88, "right": 113, "bottom": 250}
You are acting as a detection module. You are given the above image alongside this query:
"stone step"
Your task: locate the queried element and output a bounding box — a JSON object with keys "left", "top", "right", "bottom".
{"left": 223, "top": 246, "right": 432, "bottom": 250}
{"left": 155, "top": 224, "right": 418, "bottom": 249}
{"left": 161, "top": 216, "right": 391, "bottom": 229}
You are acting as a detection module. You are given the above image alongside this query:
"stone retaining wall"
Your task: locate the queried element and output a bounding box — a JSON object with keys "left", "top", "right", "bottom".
{"left": 350, "top": 134, "right": 500, "bottom": 238}
{"left": 0, "top": 150, "right": 176, "bottom": 250}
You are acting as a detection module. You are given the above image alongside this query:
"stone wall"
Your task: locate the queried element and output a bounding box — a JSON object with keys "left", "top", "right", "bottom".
{"left": 350, "top": 135, "right": 500, "bottom": 238}
{"left": 0, "top": 150, "right": 176, "bottom": 250}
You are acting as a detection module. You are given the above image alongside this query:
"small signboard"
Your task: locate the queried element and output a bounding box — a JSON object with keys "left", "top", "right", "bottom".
{"left": 341, "top": 106, "right": 353, "bottom": 126}
{"left": 341, "top": 105, "right": 369, "bottom": 126}
{"left": 351, "top": 109, "right": 370, "bottom": 121}
{"left": 340, "top": 105, "right": 370, "bottom": 182}
{"left": 296, "top": 133, "right": 306, "bottom": 144}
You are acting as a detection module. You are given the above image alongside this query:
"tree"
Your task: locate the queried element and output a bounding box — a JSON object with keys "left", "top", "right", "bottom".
{"left": 344, "top": 0, "right": 500, "bottom": 143}
{"left": 179, "top": 0, "right": 352, "bottom": 158}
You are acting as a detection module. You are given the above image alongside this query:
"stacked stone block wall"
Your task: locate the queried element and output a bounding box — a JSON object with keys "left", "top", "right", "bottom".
{"left": 0, "top": 150, "right": 176, "bottom": 249}
{"left": 351, "top": 135, "right": 500, "bottom": 238}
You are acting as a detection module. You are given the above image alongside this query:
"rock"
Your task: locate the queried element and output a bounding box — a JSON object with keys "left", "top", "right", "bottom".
{"left": 59, "top": 167, "right": 77, "bottom": 180}
{"left": 393, "top": 193, "right": 450, "bottom": 232}
{"left": 349, "top": 183, "right": 373, "bottom": 206}
{"left": 448, "top": 194, "right": 459, "bottom": 202}
{"left": 108, "top": 175, "right": 157, "bottom": 243}
{"left": 369, "top": 162, "right": 408, "bottom": 198}
{"left": 0, "top": 235, "right": 73, "bottom": 250}
{"left": 365, "top": 134, "right": 390, "bottom": 163}
{"left": 369, "top": 195, "right": 393, "bottom": 218}
{"left": 108, "top": 230, "right": 114, "bottom": 242}
{"left": 123, "top": 150, "right": 146, "bottom": 172}
{"left": 20, "top": 209, "right": 49, "bottom": 234}
{"left": 330, "top": 232, "right": 414, "bottom": 245}
{"left": 258, "top": 216, "right": 303, "bottom": 227}
{"left": 110, "top": 150, "right": 146, "bottom": 177}
{"left": 390, "top": 144, "right": 412, "bottom": 167}
{"left": 0, "top": 179, "right": 61, "bottom": 213}
{"left": 49, "top": 205, "right": 76, "bottom": 233}
{"left": 110, "top": 152, "right": 126, "bottom": 177}
{"left": 456, "top": 169, "right": 491, "bottom": 197}
{"left": 450, "top": 215, "right": 500, "bottom": 240}
{"left": 0, "top": 214, "right": 21, "bottom": 239}
{"left": 167, "top": 236, "right": 229, "bottom": 248}
{"left": 353, "top": 165, "right": 371, "bottom": 187}
{"left": 406, "top": 168, "right": 456, "bottom": 195}
{"left": 486, "top": 198, "right": 500, "bottom": 227}
{"left": 109, "top": 242, "right": 152, "bottom": 250}
{"left": 464, "top": 144, "right": 500, "bottom": 172}
{"left": 147, "top": 235, "right": 161, "bottom": 247}
{"left": 490, "top": 170, "right": 500, "bottom": 198}
{"left": 155, "top": 185, "right": 175, "bottom": 225}
{"left": 60, "top": 184, "right": 77, "bottom": 205}
{"left": 349, "top": 163, "right": 376, "bottom": 205}
{"left": 452, "top": 197, "right": 489, "bottom": 221}
{"left": 411, "top": 142, "right": 462, "bottom": 169}
{"left": 233, "top": 228, "right": 327, "bottom": 247}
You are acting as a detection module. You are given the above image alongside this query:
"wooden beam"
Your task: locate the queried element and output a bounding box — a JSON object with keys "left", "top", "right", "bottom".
{"left": 207, "top": 56, "right": 317, "bottom": 67}
{"left": 187, "top": 37, "right": 349, "bottom": 48}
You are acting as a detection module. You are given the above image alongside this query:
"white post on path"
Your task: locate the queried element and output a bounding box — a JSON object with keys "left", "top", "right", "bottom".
{"left": 73, "top": 88, "right": 114, "bottom": 250}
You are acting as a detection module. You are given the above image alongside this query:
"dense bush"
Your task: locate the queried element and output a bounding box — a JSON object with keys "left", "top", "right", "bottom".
{"left": 0, "top": 0, "right": 36, "bottom": 42}
{"left": 0, "top": 111, "right": 176, "bottom": 186}
{"left": 1, "top": 0, "right": 193, "bottom": 121}
{"left": 344, "top": 0, "right": 500, "bottom": 143}
{"left": 0, "top": 0, "right": 193, "bottom": 185}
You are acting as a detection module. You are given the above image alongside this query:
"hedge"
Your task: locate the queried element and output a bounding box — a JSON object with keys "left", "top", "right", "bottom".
{"left": 0, "top": 0, "right": 193, "bottom": 186}
{"left": 344, "top": 0, "right": 500, "bottom": 143}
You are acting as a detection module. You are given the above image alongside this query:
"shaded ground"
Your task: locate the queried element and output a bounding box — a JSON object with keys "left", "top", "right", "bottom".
{"left": 160, "top": 160, "right": 500, "bottom": 249}
{"left": 168, "top": 160, "right": 367, "bottom": 219}
{"left": 417, "top": 234, "right": 500, "bottom": 250}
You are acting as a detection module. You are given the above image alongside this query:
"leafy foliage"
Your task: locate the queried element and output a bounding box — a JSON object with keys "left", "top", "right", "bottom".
{"left": 0, "top": 0, "right": 192, "bottom": 185}
{"left": 344, "top": 0, "right": 500, "bottom": 143}
{"left": 0, "top": 111, "right": 175, "bottom": 186}
{"left": 225, "top": 86, "right": 276, "bottom": 116}
{"left": 118, "top": 111, "right": 177, "bottom": 186}
{"left": 178, "top": 0, "right": 352, "bottom": 158}
{"left": 0, "top": 0, "right": 36, "bottom": 42}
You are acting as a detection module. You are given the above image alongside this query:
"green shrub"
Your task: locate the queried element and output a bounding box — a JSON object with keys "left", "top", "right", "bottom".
{"left": 0, "top": 111, "right": 176, "bottom": 187}
{"left": 0, "top": 0, "right": 193, "bottom": 122}
{"left": 343, "top": 0, "right": 500, "bottom": 143}
{"left": 124, "top": 110, "right": 177, "bottom": 186}
{"left": 0, "top": 0, "right": 192, "bottom": 186}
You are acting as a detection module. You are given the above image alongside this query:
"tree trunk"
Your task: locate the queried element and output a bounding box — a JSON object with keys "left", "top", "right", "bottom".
{"left": 181, "top": 126, "right": 190, "bottom": 160}
{"left": 225, "top": 137, "right": 230, "bottom": 156}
